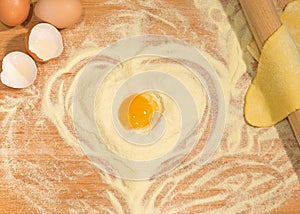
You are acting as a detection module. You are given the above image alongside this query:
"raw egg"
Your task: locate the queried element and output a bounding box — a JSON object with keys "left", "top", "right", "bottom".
{"left": 119, "top": 92, "right": 163, "bottom": 131}
{"left": 34, "top": 0, "right": 83, "bottom": 29}
{"left": 0, "top": 0, "right": 30, "bottom": 27}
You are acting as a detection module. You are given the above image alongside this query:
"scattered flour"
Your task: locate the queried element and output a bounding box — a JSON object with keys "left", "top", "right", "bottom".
{"left": 0, "top": 0, "right": 299, "bottom": 213}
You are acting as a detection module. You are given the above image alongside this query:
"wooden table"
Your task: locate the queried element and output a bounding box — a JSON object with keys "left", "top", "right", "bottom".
{"left": 0, "top": 0, "right": 299, "bottom": 213}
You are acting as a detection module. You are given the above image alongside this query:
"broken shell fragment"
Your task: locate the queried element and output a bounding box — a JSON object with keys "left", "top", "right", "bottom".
{"left": 1, "top": 51, "right": 37, "bottom": 89}
{"left": 25, "top": 23, "right": 64, "bottom": 62}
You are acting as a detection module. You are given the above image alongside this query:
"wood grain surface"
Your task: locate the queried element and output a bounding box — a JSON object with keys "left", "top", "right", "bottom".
{"left": 0, "top": 0, "right": 300, "bottom": 213}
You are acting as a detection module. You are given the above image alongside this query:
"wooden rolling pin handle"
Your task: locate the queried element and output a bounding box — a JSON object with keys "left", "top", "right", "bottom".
{"left": 239, "top": 0, "right": 300, "bottom": 145}
{"left": 239, "top": 0, "right": 281, "bottom": 49}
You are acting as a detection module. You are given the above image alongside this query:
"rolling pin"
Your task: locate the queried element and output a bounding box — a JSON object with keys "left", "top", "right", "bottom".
{"left": 239, "top": 0, "right": 300, "bottom": 145}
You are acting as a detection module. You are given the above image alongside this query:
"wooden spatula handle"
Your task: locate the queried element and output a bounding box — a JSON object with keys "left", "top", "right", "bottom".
{"left": 239, "top": 0, "right": 300, "bottom": 145}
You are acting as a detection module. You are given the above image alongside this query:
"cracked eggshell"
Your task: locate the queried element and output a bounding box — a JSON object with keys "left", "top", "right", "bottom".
{"left": 25, "top": 23, "right": 64, "bottom": 62}
{"left": 1, "top": 51, "right": 37, "bottom": 89}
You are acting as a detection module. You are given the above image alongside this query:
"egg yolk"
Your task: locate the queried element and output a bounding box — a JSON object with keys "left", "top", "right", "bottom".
{"left": 128, "top": 93, "right": 158, "bottom": 129}
{"left": 119, "top": 93, "right": 161, "bottom": 130}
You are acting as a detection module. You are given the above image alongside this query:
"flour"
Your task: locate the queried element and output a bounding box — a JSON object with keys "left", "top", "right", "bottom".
{"left": 0, "top": 0, "right": 299, "bottom": 213}
{"left": 92, "top": 56, "right": 206, "bottom": 161}
{"left": 41, "top": 48, "right": 100, "bottom": 154}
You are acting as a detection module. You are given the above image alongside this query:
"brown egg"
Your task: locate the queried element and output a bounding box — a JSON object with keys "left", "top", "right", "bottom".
{"left": 34, "top": 0, "right": 83, "bottom": 29}
{"left": 0, "top": 0, "right": 30, "bottom": 27}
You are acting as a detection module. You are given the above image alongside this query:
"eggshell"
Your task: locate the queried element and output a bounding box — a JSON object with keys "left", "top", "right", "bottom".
{"left": 0, "top": 0, "right": 30, "bottom": 26}
{"left": 34, "top": 0, "right": 83, "bottom": 29}
{"left": 1, "top": 51, "right": 37, "bottom": 89}
{"left": 25, "top": 23, "right": 64, "bottom": 62}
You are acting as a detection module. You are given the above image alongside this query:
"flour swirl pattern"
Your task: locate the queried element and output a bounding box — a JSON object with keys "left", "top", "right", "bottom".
{"left": 72, "top": 35, "right": 225, "bottom": 180}
{"left": 0, "top": 0, "right": 298, "bottom": 213}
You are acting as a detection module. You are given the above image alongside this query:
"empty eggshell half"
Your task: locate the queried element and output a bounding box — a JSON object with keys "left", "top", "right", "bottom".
{"left": 25, "top": 23, "right": 64, "bottom": 62}
{"left": 1, "top": 51, "right": 37, "bottom": 89}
